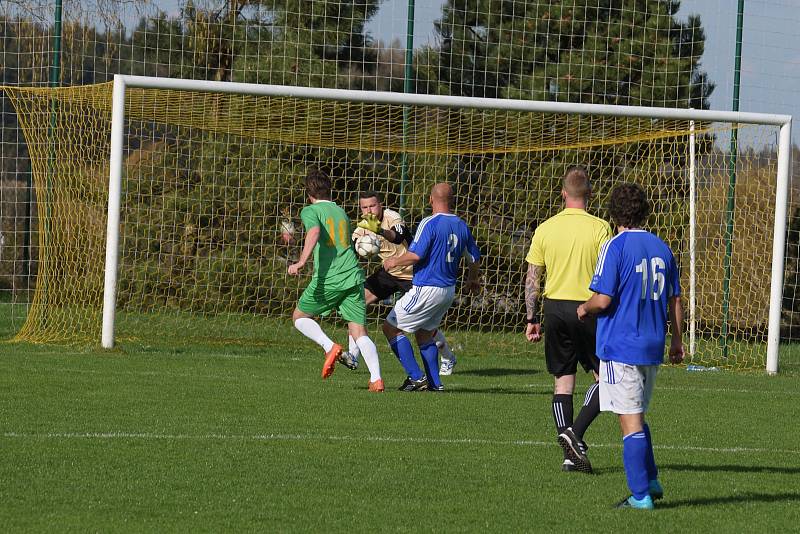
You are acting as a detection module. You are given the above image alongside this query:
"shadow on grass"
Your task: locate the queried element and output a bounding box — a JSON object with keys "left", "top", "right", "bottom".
{"left": 352, "top": 386, "right": 546, "bottom": 395}
{"left": 656, "top": 491, "right": 800, "bottom": 509}
{"left": 445, "top": 386, "right": 550, "bottom": 396}
{"left": 661, "top": 463, "right": 800, "bottom": 475}
{"left": 457, "top": 368, "right": 538, "bottom": 377}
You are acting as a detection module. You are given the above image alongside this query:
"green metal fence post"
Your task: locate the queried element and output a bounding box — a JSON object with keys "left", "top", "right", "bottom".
{"left": 51, "top": 0, "right": 63, "bottom": 89}
{"left": 399, "top": 0, "right": 415, "bottom": 218}
{"left": 39, "top": 0, "right": 63, "bottom": 308}
{"left": 721, "top": 0, "right": 745, "bottom": 359}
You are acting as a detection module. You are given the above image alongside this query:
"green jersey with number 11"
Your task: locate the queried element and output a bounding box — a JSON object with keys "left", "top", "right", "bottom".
{"left": 300, "top": 200, "right": 364, "bottom": 290}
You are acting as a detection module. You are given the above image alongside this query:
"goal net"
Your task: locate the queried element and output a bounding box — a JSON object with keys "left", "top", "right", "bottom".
{"left": 2, "top": 77, "right": 791, "bottom": 372}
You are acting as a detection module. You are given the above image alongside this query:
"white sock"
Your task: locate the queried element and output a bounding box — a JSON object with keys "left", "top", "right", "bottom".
{"left": 348, "top": 335, "right": 361, "bottom": 357}
{"left": 355, "top": 335, "right": 381, "bottom": 381}
{"left": 294, "top": 318, "right": 334, "bottom": 353}
{"left": 433, "top": 329, "right": 455, "bottom": 360}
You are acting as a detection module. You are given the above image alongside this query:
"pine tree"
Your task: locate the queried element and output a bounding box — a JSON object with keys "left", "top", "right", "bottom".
{"left": 241, "top": 0, "right": 380, "bottom": 88}
{"left": 434, "top": 0, "right": 713, "bottom": 107}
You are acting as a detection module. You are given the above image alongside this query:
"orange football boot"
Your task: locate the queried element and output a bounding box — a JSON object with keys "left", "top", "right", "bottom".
{"left": 322, "top": 343, "right": 342, "bottom": 379}
{"left": 368, "top": 379, "right": 385, "bottom": 392}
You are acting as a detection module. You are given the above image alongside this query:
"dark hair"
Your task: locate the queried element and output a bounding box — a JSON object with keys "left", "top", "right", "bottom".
{"left": 563, "top": 165, "right": 591, "bottom": 199}
{"left": 609, "top": 183, "right": 650, "bottom": 228}
{"left": 305, "top": 168, "right": 331, "bottom": 200}
{"left": 359, "top": 190, "right": 383, "bottom": 203}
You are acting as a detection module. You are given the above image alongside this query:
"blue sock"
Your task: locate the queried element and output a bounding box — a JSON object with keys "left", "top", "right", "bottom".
{"left": 419, "top": 341, "right": 441, "bottom": 388}
{"left": 643, "top": 423, "right": 658, "bottom": 482}
{"left": 389, "top": 335, "right": 424, "bottom": 380}
{"left": 623, "top": 431, "right": 650, "bottom": 500}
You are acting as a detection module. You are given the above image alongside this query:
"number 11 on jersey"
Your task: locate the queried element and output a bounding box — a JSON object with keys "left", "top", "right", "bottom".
{"left": 325, "top": 218, "right": 348, "bottom": 247}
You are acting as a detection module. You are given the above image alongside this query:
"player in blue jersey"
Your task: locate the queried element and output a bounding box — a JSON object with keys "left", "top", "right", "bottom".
{"left": 577, "top": 183, "right": 684, "bottom": 509}
{"left": 381, "top": 183, "right": 482, "bottom": 391}
{"left": 341, "top": 191, "right": 459, "bottom": 376}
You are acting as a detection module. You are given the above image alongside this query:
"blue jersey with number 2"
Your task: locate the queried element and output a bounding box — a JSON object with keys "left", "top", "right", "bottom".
{"left": 590, "top": 230, "right": 680, "bottom": 365}
{"left": 409, "top": 213, "right": 481, "bottom": 288}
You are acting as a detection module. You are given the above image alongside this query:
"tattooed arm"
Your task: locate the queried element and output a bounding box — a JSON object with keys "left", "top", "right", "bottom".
{"left": 524, "top": 263, "right": 544, "bottom": 342}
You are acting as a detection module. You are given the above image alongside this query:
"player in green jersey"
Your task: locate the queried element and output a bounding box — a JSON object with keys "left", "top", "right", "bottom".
{"left": 288, "top": 168, "right": 384, "bottom": 392}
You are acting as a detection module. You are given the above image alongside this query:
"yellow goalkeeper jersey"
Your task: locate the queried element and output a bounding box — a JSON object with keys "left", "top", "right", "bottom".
{"left": 378, "top": 209, "right": 413, "bottom": 281}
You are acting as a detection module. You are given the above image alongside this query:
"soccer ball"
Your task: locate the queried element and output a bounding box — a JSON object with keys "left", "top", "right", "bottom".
{"left": 355, "top": 234, "right": 381, "bottom": 258}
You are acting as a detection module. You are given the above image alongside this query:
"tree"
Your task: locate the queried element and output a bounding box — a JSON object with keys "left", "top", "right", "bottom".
{"left": 434, "top": 0, "right": 713, "bottom": 107}
{"left": 237, "top": 0, "right": 380, "bottom": 88}
{"left": 429, "top": 0, "right": 716, "bottom": 224}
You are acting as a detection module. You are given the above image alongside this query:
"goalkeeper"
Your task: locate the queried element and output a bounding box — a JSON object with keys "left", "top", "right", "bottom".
{"left": 341, "top": 191, "right": 458, "bottom": 376}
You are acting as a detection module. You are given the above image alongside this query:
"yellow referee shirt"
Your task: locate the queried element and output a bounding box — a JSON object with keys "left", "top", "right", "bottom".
{"left": 526, "top": 208, "right": 613, "bottom": 301}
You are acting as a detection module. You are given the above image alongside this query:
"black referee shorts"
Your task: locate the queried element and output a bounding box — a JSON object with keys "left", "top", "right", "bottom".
{"left": 543, "top": 298, "right": 600, "bottom": 377}
{"left": 365, "top": 268, "right": 413, "bottom": 301}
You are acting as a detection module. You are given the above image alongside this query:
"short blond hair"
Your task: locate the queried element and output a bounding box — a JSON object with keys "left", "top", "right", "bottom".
{"left": 563, "top": 166, "right": 591, "bottom": 200}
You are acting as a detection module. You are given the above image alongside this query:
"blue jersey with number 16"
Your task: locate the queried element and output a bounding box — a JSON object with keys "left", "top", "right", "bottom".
{"left": 409, "top": 213, "right": 481, "bottom": 288}
{"left": 590, "top": 229, "right": 680, "bottom": 365}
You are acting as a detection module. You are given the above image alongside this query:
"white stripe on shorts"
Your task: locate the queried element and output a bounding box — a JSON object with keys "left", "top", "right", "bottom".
{"left": 599, "top": 361, "right": 659, "bottom": 415}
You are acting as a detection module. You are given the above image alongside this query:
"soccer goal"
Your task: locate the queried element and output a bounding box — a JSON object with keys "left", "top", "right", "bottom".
{"left": 3, "top": 75, "right": 792, "bottom": 373}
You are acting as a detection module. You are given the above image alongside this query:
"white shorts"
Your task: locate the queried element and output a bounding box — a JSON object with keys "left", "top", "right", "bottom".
{"left": 386, "top": 285, "right": 455, "bottom": 333}
{"left": 599, "top": 361, "right": 659, "bottom": 415}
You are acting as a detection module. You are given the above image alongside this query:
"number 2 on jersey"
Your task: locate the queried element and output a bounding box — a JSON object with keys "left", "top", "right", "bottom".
{"left": 446, "top": 233, "right": 459, "bottom": 263}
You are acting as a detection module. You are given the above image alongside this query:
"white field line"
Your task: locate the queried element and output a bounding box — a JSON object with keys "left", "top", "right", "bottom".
{"left": 1, "top": 431, "right": 796, "bottom": 455}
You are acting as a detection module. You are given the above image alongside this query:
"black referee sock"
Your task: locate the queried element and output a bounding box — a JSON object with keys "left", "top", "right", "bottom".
{"left": 571, "top": 382, "right": 600, "bottom": 441}
{"left": 552, "top": 394, "right": 573, "bottom": 436}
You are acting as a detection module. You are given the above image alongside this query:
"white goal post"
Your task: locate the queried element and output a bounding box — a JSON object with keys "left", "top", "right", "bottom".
{"left": 101, "top": 74, "right": 792, "bottom": 374}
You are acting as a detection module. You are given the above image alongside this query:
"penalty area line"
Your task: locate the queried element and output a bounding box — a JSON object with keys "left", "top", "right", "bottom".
{"left": 1, "top": 431, "right": 796, "bottom": 455}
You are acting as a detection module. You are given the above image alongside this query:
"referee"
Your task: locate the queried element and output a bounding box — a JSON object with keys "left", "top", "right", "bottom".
{"left": 524, "top": 166, "right": 612, "bottom": 473}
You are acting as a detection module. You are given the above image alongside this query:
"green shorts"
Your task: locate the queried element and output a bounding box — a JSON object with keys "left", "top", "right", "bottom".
{"left": 297, "top": 281, "right": 367, "bottom": 325}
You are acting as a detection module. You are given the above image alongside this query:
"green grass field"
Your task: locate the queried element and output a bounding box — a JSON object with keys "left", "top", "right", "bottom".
{"left": 1, "top": 318, "right": 800, "bottom": 532}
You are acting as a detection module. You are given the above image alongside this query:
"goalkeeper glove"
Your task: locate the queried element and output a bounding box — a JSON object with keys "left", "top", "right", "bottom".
{"left": 357, "top": 213, "right": 382, "bottom": 234}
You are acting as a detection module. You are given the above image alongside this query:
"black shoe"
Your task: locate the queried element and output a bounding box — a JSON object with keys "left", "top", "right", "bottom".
{"left": 337, "top": 351, "right": 358, "bottom": 370}
{"left": 557, "top": 427, "right": 593, "bottom": 474}
{"left": 398, "top": 376, "right": 428, "bottom": 391}
{"left": 561, "top": 459, "right": 577, "bottom": 472}
{"left": 427, "top": 384, "right": 445, "bottom": 392}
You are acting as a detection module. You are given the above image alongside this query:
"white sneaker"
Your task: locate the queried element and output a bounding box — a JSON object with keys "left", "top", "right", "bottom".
{"left": 439, "top": 356, "right": 456, "bottom": 375}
